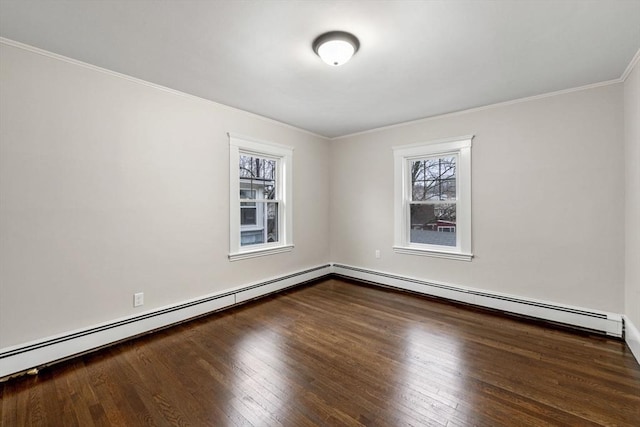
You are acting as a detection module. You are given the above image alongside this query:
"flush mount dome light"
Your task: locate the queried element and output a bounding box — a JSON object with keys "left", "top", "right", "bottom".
{"left": 312, "top": 31, "right": 360, "bottom": 66}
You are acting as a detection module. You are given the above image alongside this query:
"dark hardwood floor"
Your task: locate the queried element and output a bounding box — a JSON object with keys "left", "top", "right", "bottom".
{"left": 2, "top": 278, "right": 639, "bottom": 426}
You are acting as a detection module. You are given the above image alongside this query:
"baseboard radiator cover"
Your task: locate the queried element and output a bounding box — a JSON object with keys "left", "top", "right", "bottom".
{"left": 0, "top": 264, "right": 331, "bottom": 379}
{"left": 332, "top": 264, "right": 623, "bottom": 337}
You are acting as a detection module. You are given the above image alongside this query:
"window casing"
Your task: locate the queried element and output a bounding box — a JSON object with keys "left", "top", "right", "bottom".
{"left": 393, "top": 136, "right": 473, "bottom": 261}
{"left": 229, "top": 133, "right": 293, "bottom": 261}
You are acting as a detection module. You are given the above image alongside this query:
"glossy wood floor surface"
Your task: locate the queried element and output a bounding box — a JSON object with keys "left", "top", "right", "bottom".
{"left": 2, "top": 278, "right": 639, "bottom": 426}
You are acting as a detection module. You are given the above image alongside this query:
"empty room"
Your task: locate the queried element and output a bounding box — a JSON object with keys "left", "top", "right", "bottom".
{"left": 1, "top": 1, "right": 639, "bottom": 425}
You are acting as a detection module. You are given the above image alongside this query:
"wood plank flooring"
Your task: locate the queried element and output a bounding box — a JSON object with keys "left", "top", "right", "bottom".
{"left": 1, "top": 278, "right": 639, "bottom": 426}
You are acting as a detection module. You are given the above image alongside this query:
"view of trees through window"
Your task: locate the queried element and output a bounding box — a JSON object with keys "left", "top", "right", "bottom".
{"left": 409, "top": 156, "right": 457, "bottom": 246}
{"left": 239, "top": 155, "right": 279, "bottom": 246}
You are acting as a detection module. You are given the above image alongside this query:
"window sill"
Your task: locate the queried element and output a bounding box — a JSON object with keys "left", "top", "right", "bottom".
{"left": 393, "top": 246, "right": 473, "bottom": 261}
{"left": 229, "top": 244, "right": 294, "bottom": 261}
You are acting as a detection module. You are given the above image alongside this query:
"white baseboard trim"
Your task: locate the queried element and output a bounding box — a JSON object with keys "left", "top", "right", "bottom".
{"left": 0, "top": 264, "right": 331, "bottom": 379}
{"left": 332, "top": 264, "right": 623, "bottom": 337}
{"left": 624, "top": 316, "right": 640, "bottom": 364}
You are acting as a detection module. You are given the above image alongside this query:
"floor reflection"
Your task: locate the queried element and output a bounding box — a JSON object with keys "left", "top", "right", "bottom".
{"left": 393, "top": 323, "right": 469, "bottom": 425}
{"left": 228, "top": 322, "right": 289, "bottom": 425}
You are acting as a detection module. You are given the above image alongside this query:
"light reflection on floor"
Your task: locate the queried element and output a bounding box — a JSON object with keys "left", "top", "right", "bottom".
{"left": 393, "top": 323, "right": 469, "bottom": 425}
{"left": 229, "top": 324, "right": 288, "bottom": 425}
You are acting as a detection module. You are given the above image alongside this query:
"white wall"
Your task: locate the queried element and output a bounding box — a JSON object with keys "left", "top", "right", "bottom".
{"left": 624, "top": 58, "right": 640, "bottom": 329}
{"left": 330, "top": 84, "right": 625, "bottom": 313}
{"left": 0, "top": 38, "right": 634, "bottom": 359}
{"left": 0, "top": 42, "right": 330, "bottom": 349}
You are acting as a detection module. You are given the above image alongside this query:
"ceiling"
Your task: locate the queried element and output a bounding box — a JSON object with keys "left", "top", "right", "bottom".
{"left": 1, "top": 1, "right": 639, "bottom": 138}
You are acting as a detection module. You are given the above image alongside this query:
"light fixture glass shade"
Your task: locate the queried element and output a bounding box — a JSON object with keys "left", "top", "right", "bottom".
{"left": 313, "top": 31, "right": 360, "bottom": 67}
{"left": 317, "top": 40, "right": 355, "bottom": 66}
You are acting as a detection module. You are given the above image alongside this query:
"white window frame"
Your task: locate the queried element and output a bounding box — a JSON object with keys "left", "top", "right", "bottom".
{"left": 229, "top": 133, "right": 293, "bottom": 261}
{"left": 393, "top": 135, "right": 473, "bottom": 261}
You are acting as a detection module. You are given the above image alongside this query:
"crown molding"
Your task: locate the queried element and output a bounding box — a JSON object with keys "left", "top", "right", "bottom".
{"left": 332, "top": 78, "right": 622, "bottom": 141}
{"left": 621, "top": 48, "right": 640, "bottom": 82}
{"left": 2, "top": 36, "right": 635, "bottom": 142}
{"left": 0, "top": 37, "right": 328, "bottom": 141}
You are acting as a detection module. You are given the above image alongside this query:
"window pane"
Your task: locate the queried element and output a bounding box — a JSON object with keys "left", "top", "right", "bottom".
{"left": 239, "top": 154, "right": 278, "bottom": 247}
{"left": 411, "top": 157, "right": 456, "bottom": 201}
{"left": 239, "top": 155, "right": 277, "bottom": 179}
{"left": 240, "top": 229, "right": 264, "bottom": 246}
{"left": 239, "top": 155, "right": 278, "bottom": 200}
{"left": 266, "top": 202, "right": 279, "bottom": 243}
{"left": 240, "top": 189, "right": 256, "bottom": 200}
{"left": 240, "top": 207, "right": 256, "bottom": 225}
{"left": 240, "top": 202, "right": 279, "bottom": 246}
{"left": 410, "top": 203, "right": 456, "bottom": 247}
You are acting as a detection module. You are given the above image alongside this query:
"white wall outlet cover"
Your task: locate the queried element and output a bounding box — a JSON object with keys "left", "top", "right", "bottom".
{"left": 134, "top": 292, "right": 144, "bottom": 307}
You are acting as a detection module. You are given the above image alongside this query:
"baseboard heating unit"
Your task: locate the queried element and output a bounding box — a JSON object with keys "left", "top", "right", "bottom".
{"left": 331, "top": 263, "right": 623, "bottom": 338}
{"left": 0, "top": 264, "right": 331, "bottom": 379}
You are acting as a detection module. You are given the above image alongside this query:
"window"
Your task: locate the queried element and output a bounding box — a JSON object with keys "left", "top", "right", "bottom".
{"left": 393, "top": 135, "right": 473, "bottom": 261}
{"left": 229, "top": 133, "right": 293, "bottom": 261}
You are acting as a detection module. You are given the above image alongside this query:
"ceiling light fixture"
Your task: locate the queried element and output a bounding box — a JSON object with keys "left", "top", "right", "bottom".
{"left": 312, "top": 31, "right": 360, "bottom": 67}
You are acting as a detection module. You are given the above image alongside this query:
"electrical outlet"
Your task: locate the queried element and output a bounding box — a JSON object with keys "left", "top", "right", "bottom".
{"left": 375, "top": 249, "right": 381, "bottom": 259}
{"left": 134, "top": 292, "right": 144, "bottom": 307}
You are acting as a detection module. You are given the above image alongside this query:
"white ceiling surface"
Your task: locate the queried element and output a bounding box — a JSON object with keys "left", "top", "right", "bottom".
{"left": 1, "top": 1, "right": 639, "bottom": 138}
